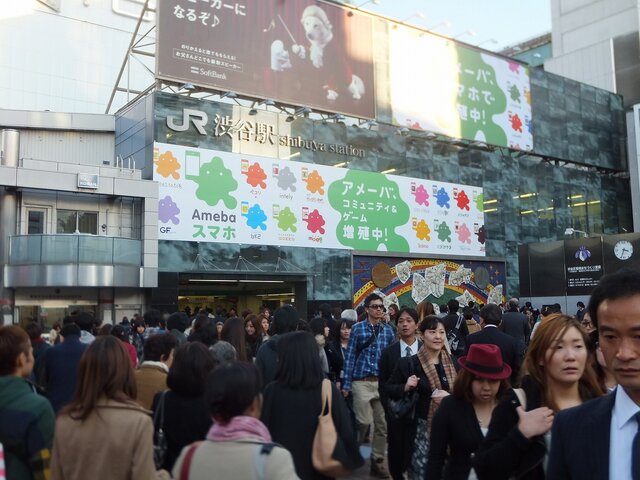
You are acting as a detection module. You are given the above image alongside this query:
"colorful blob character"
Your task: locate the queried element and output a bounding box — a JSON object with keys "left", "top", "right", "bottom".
{"left": 458, "top": 223, "right": 472, "bottom": 244}
{"left": 414, "top": 184, "right": 430, "bottom": 207}
{"left": 158, "top": 195, "right": 180, "bottom": 224}
{"left": 476, "top": 225, "right": 486, "bottom": 245}
{"left": 510, "top": 113, "right": 523, "bottom": 133}
{"left": 277, "top": 207, "right": 297, "bottom": 232}
{"left": 243, "top": 162, "right": 267, "bottom": 189}
{"left": 436, "top": 221, "right": 452, "bottom": 242}
{"left": 304, "top": 209, "right": 325, "bottom": 234}
{"left": 509, "top": 84, "right": 521, "bottom": 103}
{"left": 186, "top": 157, "right": 238, "bottom": 209}
{"left": 305, "top": 170, "right": 325, "bottom": 195}
{"left": 475, "top": 193, "right": 484, "bottom": 212}
{"left": 456, "top": 190, "right": 470, "bottom": 211}
{"left": 436, "top": 187, "right": 450, "bottom": 209}
{"left": 155, "top": 151, "right": 181, "bottom": 179}
{"left": 508, "top": 61, "right": 520, "bottom": 73}
{"left": 242, "top": 204, "right": 267, "bottom": 230}
{"left": 415, "top": 219, "right": 430, "bottom": 241}
{"left": 277, "top": 166, "right": 297, "bottom": 192}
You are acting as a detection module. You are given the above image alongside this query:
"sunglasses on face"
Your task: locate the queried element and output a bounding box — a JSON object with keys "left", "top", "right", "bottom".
{"left": 368, "top": 304, "right": 384, "bottom": 310}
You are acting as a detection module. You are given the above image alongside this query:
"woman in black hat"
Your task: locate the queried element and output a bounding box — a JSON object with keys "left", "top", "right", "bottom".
{"left": 426, "top": 343, "right": 511, "bottom": 479}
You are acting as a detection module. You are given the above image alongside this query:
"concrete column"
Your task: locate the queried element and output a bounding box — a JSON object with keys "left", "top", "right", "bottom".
{"left": 0, "top": 130, "right": 19, "bottom": 325}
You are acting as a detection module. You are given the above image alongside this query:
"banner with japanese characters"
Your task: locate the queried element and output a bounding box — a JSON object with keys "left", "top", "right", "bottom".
{"left": 156, "top": 0, "right": 375, "bottom": 119}
{"left": 389, "top": 26, "right": 533, "bottom": 151}
{"left": 154, "top": 142, "right": 486, "bottom": 256}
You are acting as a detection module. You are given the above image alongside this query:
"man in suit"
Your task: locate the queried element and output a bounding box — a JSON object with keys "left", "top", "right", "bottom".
{"left": 548, "top": 268, "right": 640, "bottom": 479}
{"left": 379, "top": 307, "right": 421, "bottom": 480}
{"left": 466, "top": 304, "right": 521, "bottom": 386}
{"left": 499, "top": 298, "right": 530, "bottom": 360}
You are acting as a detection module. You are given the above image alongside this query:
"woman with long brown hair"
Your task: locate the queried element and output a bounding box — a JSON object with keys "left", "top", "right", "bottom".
{"left": 51, "top": 336, "right": 168, "bottom": 480}
{"left": 473, "top": 314, "right": 603, "bottom": 480}
{"left": 221, "top": 316, "right": 248, "bottom": 362}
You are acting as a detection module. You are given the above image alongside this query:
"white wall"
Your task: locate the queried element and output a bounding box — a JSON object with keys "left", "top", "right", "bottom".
{"left": 546, "top": 0, "right": 640, "bottom": 92}
{"left": 0, "top": 1, "right": 156, "bottom": 113}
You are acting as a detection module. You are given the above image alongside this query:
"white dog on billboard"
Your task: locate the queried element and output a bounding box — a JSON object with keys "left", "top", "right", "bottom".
{"left": 270, "top": 4, "right": 365, "bottom": 102}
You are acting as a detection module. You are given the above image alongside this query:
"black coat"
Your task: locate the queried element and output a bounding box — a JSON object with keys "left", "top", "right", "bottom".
{"left": 42, "top": 335, "right": 87, "bottom": 412}
{"left": 261, "top": 381, "right": 363, "bottom": 480}
{"left": 426, "top": 394, "right": 485, "bottom": 480}
{"left": 547, "top": 391, "right": 615, "bottom": 479}
{"left": 466, "top": 326, "right": 521, "bottom": 386}
{"left": 499, "top": 311, "right": 531, "bottom": 354}
{"left": 151, "top": 390, "right": 212, "bottom": 472}
{"left": 473, "top": 376, "right": 547, "bottom": 480}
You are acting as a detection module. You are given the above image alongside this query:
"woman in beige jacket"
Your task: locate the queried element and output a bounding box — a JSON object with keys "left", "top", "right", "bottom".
{"left": 51, "top": 336, "right": 169, "bottom": 480}
{"left": 172, "top": 362, "right": 299, "bottom": 480}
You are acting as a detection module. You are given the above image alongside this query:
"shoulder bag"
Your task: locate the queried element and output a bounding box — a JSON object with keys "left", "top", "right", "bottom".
{"left": 312, "top": 379, "right": 351, "bottom": 477}
{"left": 153, "top": 391, "right": 168, "bottom": 469}
{"left": 388, "top": 357, "right": 418, "bottom": 422}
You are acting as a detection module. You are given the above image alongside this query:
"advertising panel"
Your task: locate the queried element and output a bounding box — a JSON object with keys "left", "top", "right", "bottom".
{"left": 389, "top": 26, "right": 533, "bottom": 151}
{"left": 352, "top": 255, "right": 505, "bottom": 308}
{"left": 564, "top": 237, "right": 604, "bottom": 295}
{"left": 156, "top": 0, "right": 375, "bottom": 119}
{"left": 154, "top": 142, "right": 486, "bottom": 256}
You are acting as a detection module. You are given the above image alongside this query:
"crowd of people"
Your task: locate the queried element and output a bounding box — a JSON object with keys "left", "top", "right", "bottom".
{"left": 1, "top": 267, "right": 639, "bottom": 479}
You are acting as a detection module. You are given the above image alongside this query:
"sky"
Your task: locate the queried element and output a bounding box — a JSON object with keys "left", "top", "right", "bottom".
{"left": 343, "top": 0, "right": 552, "bottom": 51}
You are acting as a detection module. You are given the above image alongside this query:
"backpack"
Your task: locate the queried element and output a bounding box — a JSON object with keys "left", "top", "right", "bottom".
{"left": 447, "top": 315, "right": 466, "bottom": 357}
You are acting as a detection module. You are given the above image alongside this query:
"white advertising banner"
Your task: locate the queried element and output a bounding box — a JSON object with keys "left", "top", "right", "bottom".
{"left": 154, "top": 142, "right": 486, "bottom": 256}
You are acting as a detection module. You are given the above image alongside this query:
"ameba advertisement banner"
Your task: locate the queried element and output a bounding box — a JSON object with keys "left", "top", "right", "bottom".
{"left": 389, "top": 26, "right": 533, "bottom": 151}
{"left": 156, "top": 0, "right": 375, "bottom": 119}
{"left": 154, "top": 142, "right": 486, "bottom": 257}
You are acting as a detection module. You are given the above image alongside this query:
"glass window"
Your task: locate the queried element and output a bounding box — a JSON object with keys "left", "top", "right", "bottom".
{"left": 27, "top": 210, "right": 45, "bottom": 234}
{"left": 57, "top": 210, "right": 98, "bottom": 234}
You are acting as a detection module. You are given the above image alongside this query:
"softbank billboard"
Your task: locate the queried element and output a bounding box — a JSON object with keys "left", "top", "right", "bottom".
{"left": 156, "top": 0, "right": 375, "bottom": 119}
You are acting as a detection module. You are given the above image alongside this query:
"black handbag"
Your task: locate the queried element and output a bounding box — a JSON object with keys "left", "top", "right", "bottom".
{"left": 388, "top": 389, "right": 418, "bottom": 421}
{"left": 388, "top": 356, "right": 418, "bottom": 421}
{"left": 152, "top": 391, "right": 168, "bottom": 469}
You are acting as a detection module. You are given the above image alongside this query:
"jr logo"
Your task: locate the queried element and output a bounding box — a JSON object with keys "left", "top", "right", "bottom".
{"left": 166, "top": 108, "right": 208, "bottom": 135}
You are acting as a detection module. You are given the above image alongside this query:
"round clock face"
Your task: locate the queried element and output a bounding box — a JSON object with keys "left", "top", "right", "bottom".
{"left": 614, "top": 240, "right": 633, "bottom": 260}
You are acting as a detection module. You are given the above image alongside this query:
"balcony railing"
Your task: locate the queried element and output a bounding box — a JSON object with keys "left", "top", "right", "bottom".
{"left": 9, "top": 234, "right": 142, "bottom": 266}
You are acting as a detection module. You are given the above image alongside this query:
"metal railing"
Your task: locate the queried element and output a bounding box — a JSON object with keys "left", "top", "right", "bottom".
{"left": 9, "top": 234, "right": 142, "bottom": 266}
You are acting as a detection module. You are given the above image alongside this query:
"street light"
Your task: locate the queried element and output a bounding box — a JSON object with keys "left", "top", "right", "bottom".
{"left": 564, "top": 227, "right": 588, "bottom": 238}
{"left": 476, "top": 38, "right": 498, "bottom": 48}
{"left": 427, "top": 20, "right": 452, "bottom": 31}
{"left": 400, "top": 12, "right": 425, "bottom": 23}
{"left": 452, "top": 30, "right": 477, "bottom": 40}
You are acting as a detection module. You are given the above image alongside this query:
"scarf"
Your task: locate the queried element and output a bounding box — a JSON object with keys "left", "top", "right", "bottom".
{"left": 417, "top": 346, "right": 457, "bottom": 436}
{"left": 207, "top": 415, "right": 272, "bottom": 443}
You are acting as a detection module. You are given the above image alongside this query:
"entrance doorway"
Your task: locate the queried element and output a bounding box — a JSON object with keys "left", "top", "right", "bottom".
{"left": 177, "top": 273, "right": 307, "bottom": 317}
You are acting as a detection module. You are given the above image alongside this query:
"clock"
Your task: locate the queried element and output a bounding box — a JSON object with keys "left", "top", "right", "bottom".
{"left": 614, "top": 240, "right": 633, "bottom": 260}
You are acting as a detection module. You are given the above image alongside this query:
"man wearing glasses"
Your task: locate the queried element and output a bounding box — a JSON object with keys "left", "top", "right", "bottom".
{"left": 342, "top": 293, "right": 395, "bottom": 478}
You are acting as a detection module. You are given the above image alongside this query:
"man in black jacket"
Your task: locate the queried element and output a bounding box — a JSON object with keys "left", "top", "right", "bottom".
{"left": 378, "top": 307, "right": 421, "bottom": 480}
{"left": 500, "top": 298, "right": 530, "bottom": 360}
{"left": 466, "top": 304, "right": 521, "bottom": 386}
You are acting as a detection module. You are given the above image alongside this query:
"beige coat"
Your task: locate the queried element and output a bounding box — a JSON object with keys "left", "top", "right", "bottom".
{"left": 135, "top": 363, "right": 168, "bottom": 409}
{"left": 172, "top": 439, "right": 300, "bottom": 480}
{"left": 51, "top": 399, "right": 169, "bottom": 480}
